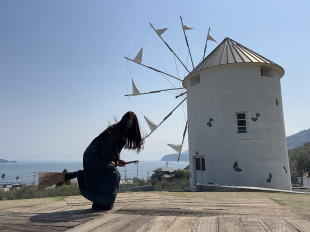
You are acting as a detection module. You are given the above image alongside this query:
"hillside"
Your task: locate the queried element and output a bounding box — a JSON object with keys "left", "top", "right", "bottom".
{"left": 287, "top": 128, "right": 310, "bottom": 150}
{"left": 161, "top": 151, "right": 189, "bottom": 161}
{"left": 0, "top": 159, "right": 17, "bottom": 163}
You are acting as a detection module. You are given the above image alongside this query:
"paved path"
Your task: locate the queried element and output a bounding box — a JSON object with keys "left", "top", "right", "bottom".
{"left": 0, "top": 192, "right": 309, "bottom": 231}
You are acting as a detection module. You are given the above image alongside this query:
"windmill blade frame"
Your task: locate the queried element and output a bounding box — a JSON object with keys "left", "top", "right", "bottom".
{"left": 125, "top": 87, "right": 184, "bottom": 97}
{"left": 125, "top": 56, "right": 182, "bottom": 81}
{"left": 144, "top": 97, "right": 187, "bottom": 139}
{"left": 149, "top": 23, "right": 191, "bottom": 74}
{"left": 180, "top": 16, "right": 194, "bottom": 69}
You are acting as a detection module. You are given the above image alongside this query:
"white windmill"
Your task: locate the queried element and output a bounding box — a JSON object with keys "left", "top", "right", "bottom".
{"left": 125, "top": 17, "right": 291, "bottom": 190}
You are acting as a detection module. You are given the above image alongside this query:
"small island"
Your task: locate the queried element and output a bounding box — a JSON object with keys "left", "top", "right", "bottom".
{"left": 0, "top": 158, "right": 17, "bottom": 163}
{"left": 161, "top": 151, "right": 189, "bottom": 161}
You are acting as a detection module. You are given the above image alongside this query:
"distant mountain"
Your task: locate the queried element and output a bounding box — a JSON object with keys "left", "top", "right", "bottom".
{"left": 0, "top": 158, "right": 17, "bottom": 163}
{"left": 161, "top": 151, "right": 189, "bottom": 161}
{"left": 287, "top": 129, "right": 310, "bottom": 150}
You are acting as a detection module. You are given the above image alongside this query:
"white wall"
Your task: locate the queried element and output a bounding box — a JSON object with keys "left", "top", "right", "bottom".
{"left": 184, "top": 63, "right": 292, "bottom": 190}
{"left": 302, "top": 177, "right": 310, "bottom": 188}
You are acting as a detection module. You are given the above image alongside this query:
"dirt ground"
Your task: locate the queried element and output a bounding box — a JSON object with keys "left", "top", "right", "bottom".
{"left": 0, "top": 192, "right": 309, "bottom": 231}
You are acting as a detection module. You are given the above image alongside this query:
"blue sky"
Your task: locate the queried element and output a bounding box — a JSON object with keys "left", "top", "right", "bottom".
{"left": 0, "top": 0, "right": 309, "bottom": 161}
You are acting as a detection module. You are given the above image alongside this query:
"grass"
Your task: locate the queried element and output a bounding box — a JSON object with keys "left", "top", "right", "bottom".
{"left": 270, "top": 198, "right": 290, "bottom": 206}
{"left": 0, "top": 184, "right": 80, "bottom": 200}
{"left": 268, "top": 193, "right": 310, "bottom": 219}
{"left": 0, "top": 169, "right": 189, "bottom": 200}
{"left": 53, "top": 196, "right": 66, "bottom": 201}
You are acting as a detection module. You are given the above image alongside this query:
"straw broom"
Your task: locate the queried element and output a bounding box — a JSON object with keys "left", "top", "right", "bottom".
{"left": 37, "top": 172, "right": 65, "bottom": 191}
{"left": 37, "top": 160, "right": 139, "bottom": 191}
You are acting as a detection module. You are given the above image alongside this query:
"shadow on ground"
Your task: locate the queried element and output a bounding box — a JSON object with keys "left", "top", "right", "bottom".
{"left": 115, "top": 208, "right": 228, "bottom": 217}
{"left": 30, "top": 209, "right": 100, "bottom": 223}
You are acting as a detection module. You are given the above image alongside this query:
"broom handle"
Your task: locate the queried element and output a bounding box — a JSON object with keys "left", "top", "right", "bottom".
{"left": 115, "top": 160, "right": 139, "bottom": 166}
{"left": 124, "top": 160, "right": 139, "bottom": 165}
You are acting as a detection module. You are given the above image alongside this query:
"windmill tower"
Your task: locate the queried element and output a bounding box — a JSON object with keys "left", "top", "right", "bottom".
{"left": 125, "top": 19, "right": 291, "bottom": 190}
{"left": 183, "top": 38, "right": 291, "bottom": 190}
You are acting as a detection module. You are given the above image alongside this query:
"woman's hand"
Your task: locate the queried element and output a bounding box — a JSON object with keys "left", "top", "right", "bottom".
{"left": 117, "top": 159, "right": 126, "bottom": 167}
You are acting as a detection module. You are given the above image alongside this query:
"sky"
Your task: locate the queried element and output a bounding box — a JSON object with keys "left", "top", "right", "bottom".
{"left": 0, "top": 0, "right": 309, "bottom": 161}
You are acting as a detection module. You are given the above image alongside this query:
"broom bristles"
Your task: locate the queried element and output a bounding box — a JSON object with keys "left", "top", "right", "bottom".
{"left": 37, "top": 172, "right": 65, "bottom": 191}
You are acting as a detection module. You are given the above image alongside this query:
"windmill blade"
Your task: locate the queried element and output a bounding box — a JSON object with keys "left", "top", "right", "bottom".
{"left": 144, "top": 116, "right": 158, "bottom": 131}
{"left": 125, "top": 57, "right": 182, "bottom": 81}
{"left": 182, "top": 24, "right": 193, "bottom": 30}
{"left": 202, "top": 27, "right": 211, "bottom": 60}
{"left": 180, "top": 16, "right": 194, "bottom": 69}
{"left": 176, "top": 91, "right": 187, "bottom": 98}
{"left": 203, "top": 28, "right": 218, "bottom": 60}
{"left": 131, "top": 79, "right": 141, "bottom": 95}
{"left": 167, "top": 144, "right": 182, "bottom": 154}
{"left": 125, "top": 87, "right": 184, "bottom": 97}
{"left": 178, "top": 120, "right": 188, "bottom": 161}
{"left": 149, "top": 23, "right": 191, "bottom": 74}
{"left": 156, "top": 28, "right": 168, "bottom": 36}
{"left": 145, "top": 97, "right": 187, "bottom": 139}
{"left": 207, "top": 34, "right": 217, "bottom": 43}
{"left": 133, "top": 48, "right": 143, "bottom": 64}
{"left": 167, "top": 120, "right": 188, "bottom": 161}
{"left": 181, "top": 121, "right": 188, "bottom": 144}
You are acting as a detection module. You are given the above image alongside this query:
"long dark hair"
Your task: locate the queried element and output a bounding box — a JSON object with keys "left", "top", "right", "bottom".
{"left": 101, "top": 111, "right": 144, "bottom": 152}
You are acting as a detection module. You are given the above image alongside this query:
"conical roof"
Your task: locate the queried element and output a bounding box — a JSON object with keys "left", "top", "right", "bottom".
{"left": 191, "top": 37, "right": 284, "bottom": 76}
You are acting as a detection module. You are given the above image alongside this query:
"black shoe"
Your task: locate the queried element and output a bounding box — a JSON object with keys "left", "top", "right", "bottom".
{"left": 91, "top": 203, "right": 113, "bottom": 211}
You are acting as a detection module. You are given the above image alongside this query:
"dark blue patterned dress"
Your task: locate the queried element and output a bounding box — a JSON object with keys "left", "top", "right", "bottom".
{"left": 77, "top": 126, "right": 125, "bottom": 208}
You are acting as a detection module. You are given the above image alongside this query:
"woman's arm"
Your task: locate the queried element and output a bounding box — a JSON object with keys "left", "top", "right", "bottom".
{"left": 117, "top": 159, "right": 126, "bottom": 167}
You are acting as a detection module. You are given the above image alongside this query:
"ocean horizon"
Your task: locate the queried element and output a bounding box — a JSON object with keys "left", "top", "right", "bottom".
{"left": 0, "top": 160, "right": 189, "bottom": 185}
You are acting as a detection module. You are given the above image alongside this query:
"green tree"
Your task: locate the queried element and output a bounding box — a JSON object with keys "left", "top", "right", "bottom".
{"left": 289, "top": 143, "right": 310, "bottom": 177}
{"left": 1, "top": 173, "right": 5, "bottom": 183}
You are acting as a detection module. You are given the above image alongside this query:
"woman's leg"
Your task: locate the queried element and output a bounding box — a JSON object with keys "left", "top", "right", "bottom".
{"left": 91, "top": 169, "right": 120, "bottom": 211}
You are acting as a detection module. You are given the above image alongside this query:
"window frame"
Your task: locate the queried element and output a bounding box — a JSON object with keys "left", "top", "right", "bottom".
{"left": 236, "top": 112, "right": 247, "bottom": 134}
{"left": 194, "top": 157, "right": 206, "bottom": 171}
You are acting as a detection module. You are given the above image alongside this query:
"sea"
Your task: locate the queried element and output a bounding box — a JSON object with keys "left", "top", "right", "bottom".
{"left": 0, "top": 160, "right": 189, "bottom": 185}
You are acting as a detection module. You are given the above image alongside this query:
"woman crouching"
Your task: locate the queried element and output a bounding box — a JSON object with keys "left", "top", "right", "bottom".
{"left": 65, "top": 111, "right": 143, "bottom": 210}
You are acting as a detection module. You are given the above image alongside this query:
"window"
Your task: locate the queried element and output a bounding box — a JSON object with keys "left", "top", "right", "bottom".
{"left": 195, "top": 157, "right": 206, "bottom": 171}
{"left": 201, "top": 158, "right": 205, "bottom": 170}
{"left": 195, "top": 157, "right": 201, "bottom": 170}
{"left": 275, "top": 98, "right": 279, "bottom": 106}
{"left": 260, "top": 66, "right": 273, "bottom": 77}
{"left": 236, "top": 112, "right": 247, "bottom": 133}
{"left": 190, "top": 75, "right": 200, "bottom": 87}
